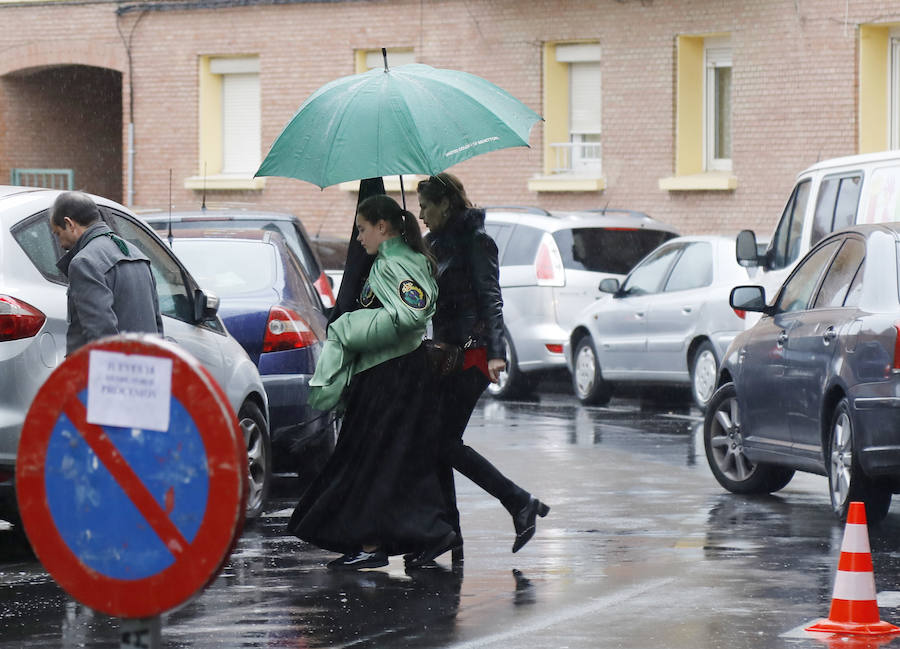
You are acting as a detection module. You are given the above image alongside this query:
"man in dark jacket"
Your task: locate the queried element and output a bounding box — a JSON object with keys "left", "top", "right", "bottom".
{"left": 50, "top": 191, "right": 163, "bottom": 355}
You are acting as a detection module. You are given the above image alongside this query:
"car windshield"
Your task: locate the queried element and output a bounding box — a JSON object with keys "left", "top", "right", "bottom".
{"left": 173, "top": 240, "right": 277, "bottom": 296}
{"left": 553, "top": 228, "right": 676, "bottom": 274}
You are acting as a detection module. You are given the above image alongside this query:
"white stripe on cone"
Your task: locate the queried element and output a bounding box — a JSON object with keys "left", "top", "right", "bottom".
{"left": 840, "top": 523, "right": 871, "bottom": 554}
{"left": 832, "top": 570, "right": 878, "bottom": 602}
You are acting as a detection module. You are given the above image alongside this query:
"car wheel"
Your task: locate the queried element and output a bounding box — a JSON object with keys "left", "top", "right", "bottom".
{"left": 827, "top": 398, "right": 892, "bottom": 523}
{"left": 486, "top": 332, "right": 532, "bottom": 399}
{"left": 704, "top": 383, "right": 794, "bottom": 494}
{"left": 571, "top": 336, "right": 612, "bottom": 406}
{"left": 239, "top": 401, "right": 272, "bottom": 520}
{"left": 690, "top": 341, "right": 719, "bottom": 412}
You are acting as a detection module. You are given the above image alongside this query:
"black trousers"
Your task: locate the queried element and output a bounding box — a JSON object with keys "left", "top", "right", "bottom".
{"left": 437, "top": 367, "right": 529, "bottom": 535}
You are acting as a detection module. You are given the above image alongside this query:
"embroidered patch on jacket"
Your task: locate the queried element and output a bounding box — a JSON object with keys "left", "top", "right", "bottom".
{"left": 399, "top": 279, "right": 428, "bottom": 310}
{"left": 359, "top": 280, "right": 376, "bottom": 308}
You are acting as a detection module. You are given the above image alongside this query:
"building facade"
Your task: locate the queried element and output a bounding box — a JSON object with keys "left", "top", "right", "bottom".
{"left": 2, "top": 0, "right": 900, "bottom": 240}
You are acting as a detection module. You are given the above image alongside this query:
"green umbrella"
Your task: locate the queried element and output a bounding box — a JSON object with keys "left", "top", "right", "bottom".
{"left": 255, "top": 59, "right": 542, "bottom": 189}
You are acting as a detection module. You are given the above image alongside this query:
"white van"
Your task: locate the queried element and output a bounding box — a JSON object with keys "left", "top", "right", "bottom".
{"left": 737, "top": 151, "right": 900, "bottom": 292}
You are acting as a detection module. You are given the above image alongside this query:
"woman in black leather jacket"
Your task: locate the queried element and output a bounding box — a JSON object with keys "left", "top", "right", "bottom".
{"left": 408, "top": 173, "right": 549, "bottom": 567}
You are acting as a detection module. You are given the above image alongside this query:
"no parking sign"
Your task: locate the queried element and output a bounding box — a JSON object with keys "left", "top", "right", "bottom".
{"left": 16, "top": 335, "right": 247, "bottom": 620}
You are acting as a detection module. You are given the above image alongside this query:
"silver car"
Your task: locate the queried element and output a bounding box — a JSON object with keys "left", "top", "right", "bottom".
{"left": 484, "top": 207, "right": 678, "bottom": 399}
{"left": 0, "top": 187, "right": 271, "bottom": 523}
{"left": 705, "top": 224, "right": 900, "bottom": 523}
{"left": 565, "top": 235, "right": 750, "bottom": 410}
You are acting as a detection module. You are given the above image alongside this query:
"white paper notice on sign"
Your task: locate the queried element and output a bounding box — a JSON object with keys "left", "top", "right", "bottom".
{"left": 87, "top": 350, "right": 173, "bottom": 432}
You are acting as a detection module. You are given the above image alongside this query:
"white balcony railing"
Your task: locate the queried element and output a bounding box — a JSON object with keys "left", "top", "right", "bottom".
{"left": 549, "top": 142, "right": 603, "bottom": 175}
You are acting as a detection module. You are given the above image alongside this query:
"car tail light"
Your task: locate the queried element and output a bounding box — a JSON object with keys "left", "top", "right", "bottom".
{"left": 733, "top": 308, "right": 747, "bottom": 319}
{"left": 315, "top": 272, "right": 336, "bottom": 309}
{"left": 535, "top": 233, "right": 565, "bottom": 287}
{"left": 0, "top": 295, "right": 46, "bottom": 342}
{"left": 893, "top": 325, "right": 900, "bottom": 372}
{"left": 263, "top": 306, "right": 318, "bottom": 352}
{"left": 545, "top": 343, "right": 564, "bottom": 354}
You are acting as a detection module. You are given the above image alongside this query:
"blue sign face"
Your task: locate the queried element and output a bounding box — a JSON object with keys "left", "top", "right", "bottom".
{"left": 44, "top": 391, "right": 210, "bottom": 580}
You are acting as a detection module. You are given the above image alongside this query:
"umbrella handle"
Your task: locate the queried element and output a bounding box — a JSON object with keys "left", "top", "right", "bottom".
{"left": 382, "top": 48, "right": 388, "bottom": 72}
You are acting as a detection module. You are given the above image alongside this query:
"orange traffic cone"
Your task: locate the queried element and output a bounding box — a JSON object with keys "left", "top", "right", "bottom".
{"left": 807, "top": 501, "right": 900, "bottom": 636}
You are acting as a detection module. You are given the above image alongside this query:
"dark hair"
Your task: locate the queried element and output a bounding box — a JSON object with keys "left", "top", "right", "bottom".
{"left": 416, "top": 172, "right": 473, "bottom": 217}
{"left": 357, "top": 194, "right": 437, "bottom": 276}
{"left": 50, "top": 191, "right": 101, "bottom": 228}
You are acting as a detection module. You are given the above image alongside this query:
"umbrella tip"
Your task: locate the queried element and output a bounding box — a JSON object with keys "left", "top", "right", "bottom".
{"left": 382, "top": 48, "right": 388, "bottom": 72}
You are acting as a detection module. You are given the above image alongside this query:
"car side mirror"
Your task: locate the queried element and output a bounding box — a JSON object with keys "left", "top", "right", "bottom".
{"left": 599, "top": 277, "right": 620, "bottom": 294}
{"left": 736, "top": 230, "right": 761, "bottom": 267}
{"left": 730, "top": 285, "right": 770, "bottom": 314}
{"left": 193, "top": 288, "right": 220, "bottom": 323}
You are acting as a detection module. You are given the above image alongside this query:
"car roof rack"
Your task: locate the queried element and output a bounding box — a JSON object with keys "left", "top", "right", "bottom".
{"left": 483, "top": 206, "right": 553, "bottom": 216}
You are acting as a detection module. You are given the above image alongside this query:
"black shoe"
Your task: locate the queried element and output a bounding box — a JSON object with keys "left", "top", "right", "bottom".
{"left": 405, "top": 531, "right": 460, "bottom": 569}
{"left": 326, "top": 550, "right": 388, "bottom": 570}
{"left": 512, "top": 497, "right": 550, "bottom": 553}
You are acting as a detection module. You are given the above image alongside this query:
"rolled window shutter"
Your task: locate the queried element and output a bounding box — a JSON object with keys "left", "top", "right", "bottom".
{"left": 222, "top": 73, "right": 261, "bottom": 174}
{"left": 570, "top": 62, "right": 602, "bottom": 135}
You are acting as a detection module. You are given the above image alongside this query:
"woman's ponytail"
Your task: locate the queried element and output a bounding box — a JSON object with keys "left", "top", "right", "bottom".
{"left": 357, "top": 195, "right": 437, "bottom": 276}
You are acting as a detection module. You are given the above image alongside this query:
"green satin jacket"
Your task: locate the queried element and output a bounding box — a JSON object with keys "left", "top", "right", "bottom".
{"left": 308, "top": 236, "right": 437, "bottom": 411}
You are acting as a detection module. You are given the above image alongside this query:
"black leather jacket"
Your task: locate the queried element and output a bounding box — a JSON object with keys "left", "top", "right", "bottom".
{"left": 426, "top": 208, "right": 505, "bottom": 360}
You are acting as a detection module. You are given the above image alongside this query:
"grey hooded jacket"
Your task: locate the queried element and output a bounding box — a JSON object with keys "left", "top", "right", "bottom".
{"left": 56, "top": 221, "right": 164, "bottom": 355}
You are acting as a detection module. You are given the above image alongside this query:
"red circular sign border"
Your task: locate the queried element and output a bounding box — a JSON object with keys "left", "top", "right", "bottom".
{"left": 16, "top": 336, "right": 247, "bottom": 618}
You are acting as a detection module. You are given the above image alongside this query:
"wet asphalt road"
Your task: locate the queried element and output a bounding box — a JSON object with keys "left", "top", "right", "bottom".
{"left": 1, "top": 385, "right": 900, "bottom": 648}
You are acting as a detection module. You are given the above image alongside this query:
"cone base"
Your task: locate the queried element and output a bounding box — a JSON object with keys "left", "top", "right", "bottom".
{"left": 807, "top": 618, "right": 900, "bottom": 636}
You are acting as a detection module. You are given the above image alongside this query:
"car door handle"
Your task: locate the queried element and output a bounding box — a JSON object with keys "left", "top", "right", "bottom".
{"left": 681, "top": 306, "right": 693, "bottom": 314}
{"left": 635, "top": 312, "right": 645, "bottom": 319}
{"left": 777, "top": 331, "right": 788, "bottom": 346}
{"left": 823, "top": 326, "right": 837, "bottom": 343}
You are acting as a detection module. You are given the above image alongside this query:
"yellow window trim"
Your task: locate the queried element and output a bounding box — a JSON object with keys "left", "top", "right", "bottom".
{"left": 198, "top": 55, "right": 224, "bottom": 178}
{"left": 859, "top": 24, "right": 890, "bottom": 154}
{"left": 184, "top": 175, "right": 265, "bottom": 191}
{"left": 543, "top": 42, "right": 571, "bottom": 177}
{"left": 674, "top": 35, "right": 704, "bottom": 177}
{"left": 355, "top": 48, "right": 414, "bottom": 74}
{"left": 528, "top": 176, "right": 606, "bottom": 193}
{"left": 339, "top": 175, "right": 425, "bottom": 193}
{"left": 658, "top": 171, "right": 737, "bottom": 191}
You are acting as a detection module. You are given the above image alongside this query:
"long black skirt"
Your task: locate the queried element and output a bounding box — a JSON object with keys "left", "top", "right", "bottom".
{"left": 288, "top": 345, "right": 455, "bottom": 557}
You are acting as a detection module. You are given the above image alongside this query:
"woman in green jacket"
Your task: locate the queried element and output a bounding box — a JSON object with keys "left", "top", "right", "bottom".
{"left": 288, "top": 195, "right": 458, "bottom": 570}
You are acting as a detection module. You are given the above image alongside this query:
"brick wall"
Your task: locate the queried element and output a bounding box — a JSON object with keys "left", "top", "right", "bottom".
{"left": 0, "top": 0, "right": 897, "bottom": 240}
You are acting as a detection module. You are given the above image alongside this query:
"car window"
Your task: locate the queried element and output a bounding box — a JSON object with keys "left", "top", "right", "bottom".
{"left": 621, "top": 244, "right": 682, "bottom": 296}
{"left": 663, "top": 242, "right": 712, "bottom": 292}
{"left": 282, "top": 243, "right": 323, "bottom": 309}
{"left": 771, "top": 179, "right": 811, "bottom": 270}
{"left": 811, "top": 174, "right": 862, "bottom": 245}
{"left": 843, "top": 259, "right": 865, "bottom": 308}
{"left": 484, "top": 222, "right": 513, "bottom": 260}
{"left": 107, "top": 210, "right": 198, "bottom": 326}
{"left": 553, "top": 228, "right": 676, "bottom": 274}
{"left": 10, "top": 210, "right": 67, "bottom": 284}
{"left": 776, "top": 239, "right": 840, "bottom": 313}
{"left": 812, "top": 238, "right": 865, "bottom": 309}
{"left": 173, "top": 240, "right": 277, "bottom": 296}
{"left": 503, "top": 225, "right": 543, "bottom": 265}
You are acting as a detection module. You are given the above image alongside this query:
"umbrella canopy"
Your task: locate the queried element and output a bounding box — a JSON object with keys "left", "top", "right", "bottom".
{"left": 255, "top": 62, "right": 542, "bottom": 188}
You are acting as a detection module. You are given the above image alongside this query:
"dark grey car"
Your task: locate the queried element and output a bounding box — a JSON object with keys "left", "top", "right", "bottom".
{"left": 704, "top": 224, "right": 900, "bottom": 522}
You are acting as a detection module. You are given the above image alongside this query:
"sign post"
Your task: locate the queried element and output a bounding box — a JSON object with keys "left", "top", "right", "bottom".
{"left": 16, "top": 335, "right": 247, "bottom": 645}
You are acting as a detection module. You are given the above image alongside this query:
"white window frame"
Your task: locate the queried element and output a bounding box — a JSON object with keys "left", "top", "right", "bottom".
{"left": 210, "top": 57, "right": 260, "bottom": 176}
{"left": 890, "top": 30, "right": 900, "bottom": 150}
{"left": 704, "top": 38, "right": 732, "bottom": 172}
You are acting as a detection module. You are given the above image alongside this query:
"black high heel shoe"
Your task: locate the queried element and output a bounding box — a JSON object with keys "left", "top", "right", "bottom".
{"left": 512, "top": 497, "right": 550, "bottom": 553}
{"left": 406, "top": 531, "right": 461, "bottom": 569}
